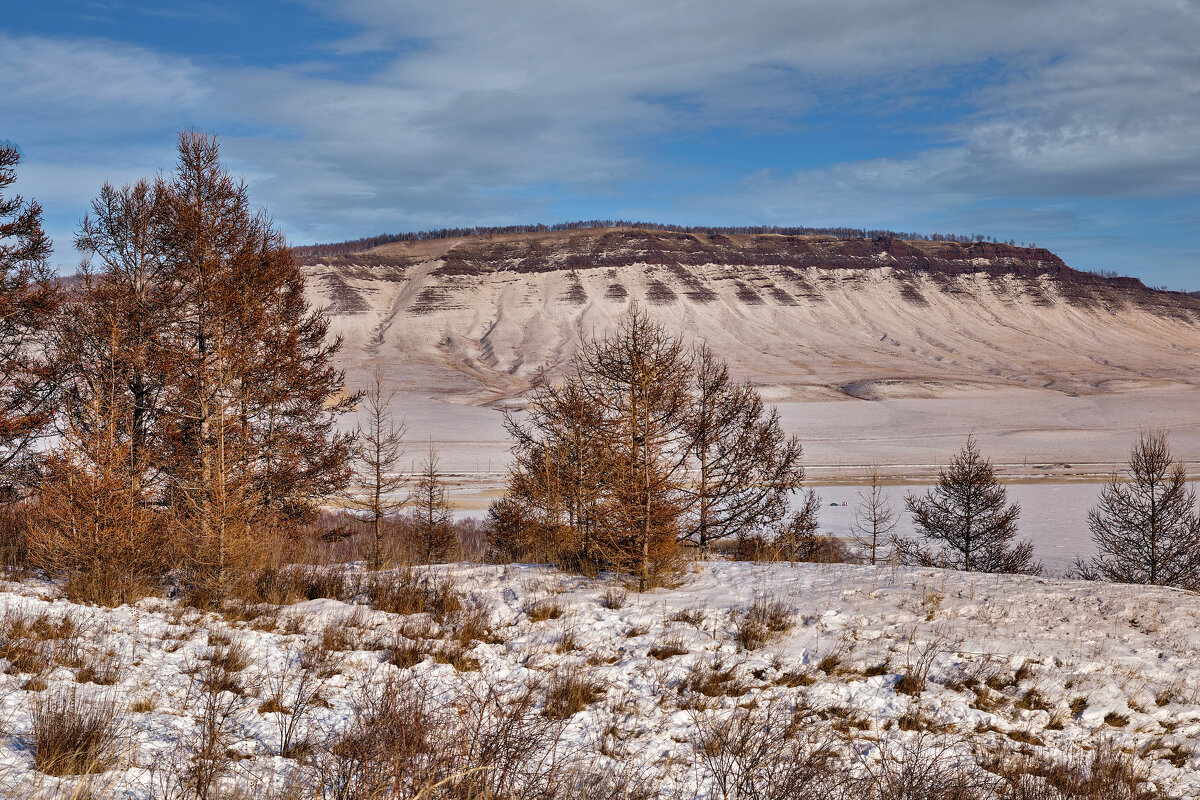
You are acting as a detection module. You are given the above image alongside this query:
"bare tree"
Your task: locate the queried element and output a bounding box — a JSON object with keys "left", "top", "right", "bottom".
{"left": 0, "top": 144, "right": 58, "bottom": 497}
{"left": 851, "top": 467, "right": 898, "bottom": 565}
{"left": 351, "top": 367, "right": 406, "bottom": 569}
{"left": 408, "top": 444, "right": 455, "bottom": 563}
{"left": 1081, "top": 430, "right": 1200, "bottom": 589}
{"left": 903, "top": 436, "right": 1038, "bottom": 574}
{"left": 681, "top": 344, "right": 804, "bottom": 557}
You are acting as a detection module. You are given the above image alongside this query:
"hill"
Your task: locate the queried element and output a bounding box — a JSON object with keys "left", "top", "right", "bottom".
{"left": 300, "top": 227, "right": 1200, "bottom": 407}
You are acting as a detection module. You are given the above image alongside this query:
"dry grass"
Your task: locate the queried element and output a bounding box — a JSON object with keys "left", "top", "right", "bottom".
{"left": 647, "top": 635, "right": 689, "bottom": 660}
{"left": 600, "top": 586, "right": 628, "bottom": 610}
{"left": 527, "top": 597, "right": 565, "bottom": 622}
{"left": 543, "top": 670, "right": 605, "bottom": 719}
{"left": 363, "top": 566, "right": 462, "bottom": 619}
{"left": 30, "top": 688, "right": 122, "bottom": 776}
{"left": 734, "top": 597, "right": 794, "bottom": 651}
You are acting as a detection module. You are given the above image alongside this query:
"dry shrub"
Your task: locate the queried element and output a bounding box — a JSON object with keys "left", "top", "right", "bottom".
{"left": 543, "top": 670, "right": 606, "bottom": 719}
{"left": 984, "top": 740, "right": 1165, "bottom": 799}
{"left": 240, "top": 563, "right": 352, "bottom": 605}
{"left": 849, "top": 732, "right": 992, "bottom": 800}
{"left": 363, "top": 566, "right": 462, "bottom": 619}
{"left": 0, "top": 608, "right": 83, "bottom": 675}
{"left": 30, "top": 687, "right": 123, "bottom": 776}
{"left": 692, "top": 700, "right": 842, "bottom": 800}
{"left": 0, "top": 502, "right": 31, "bottom": 574}
{"left": 735, "top": 597, "right": 794, "bottom": 651}
{"left": 896, "top": 636, "right": 953, "bottom": 698}
{"left": 320, "top": 675, "right": 570, "bottom": 800}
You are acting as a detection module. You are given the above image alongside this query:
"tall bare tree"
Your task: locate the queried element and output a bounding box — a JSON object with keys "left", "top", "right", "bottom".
{"left": 1081, "top": 430, "right": 1200, "bottom": 589}
{"left": 903, "top": 436, "right": 1038, "bottom": 574}
{"left": 851, "top": 467, "right": 898, "bottom": 565}
{"left": 0, "top": 144, "right": 58, "bottom": 497}
{"left": 351, "top": 367, "right": 407, "bottom": 569}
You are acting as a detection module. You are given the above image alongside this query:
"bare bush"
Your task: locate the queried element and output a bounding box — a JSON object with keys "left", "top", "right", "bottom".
{"left": 691, "top": 700, "right": 841, "bottom": 800}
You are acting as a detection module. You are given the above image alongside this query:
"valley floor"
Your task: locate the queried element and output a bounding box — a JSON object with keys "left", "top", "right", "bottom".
{"left": 1, "top": 562, "right": 1198, "bottom": 798}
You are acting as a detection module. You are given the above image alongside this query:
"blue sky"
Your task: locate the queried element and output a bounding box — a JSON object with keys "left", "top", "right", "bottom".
{"left": 4, "top": 1, "right": 1200, "bottom": 288}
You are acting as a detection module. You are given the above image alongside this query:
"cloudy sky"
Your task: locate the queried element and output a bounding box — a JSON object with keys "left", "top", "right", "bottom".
{"left": 5, "top": 1, "right": 1200, "bottom": 286}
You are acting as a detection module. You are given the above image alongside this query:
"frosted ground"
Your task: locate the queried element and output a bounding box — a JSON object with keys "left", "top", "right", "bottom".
{"left": 2, "top": 562, "right": 1198, "bottom": 797}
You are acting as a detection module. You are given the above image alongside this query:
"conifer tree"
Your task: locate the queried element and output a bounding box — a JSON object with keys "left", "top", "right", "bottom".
{"left": 408, "top": 444, "right": 455, "bottom": 563}
{"left": 1082, "top": 430, "right": 1200, "bottom": 589}
{"left": 903, "top": 436, "right": 1038, "bottom": 574}
{"left": 351, "top": 367, "right": 407, "bottom": 569}
{"left": 681, "top": 344, "right": 804, "bottom": 556}
{"left": 0, "top": 144, "right": 58, "bottom": 497}
{"left": 851, "top": 467, "right": 898, "bottom": 565}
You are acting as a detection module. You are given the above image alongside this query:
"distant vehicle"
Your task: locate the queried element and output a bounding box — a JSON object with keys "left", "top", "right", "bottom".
{"left": 830, "top": 502, "right": 839, "bottom": 506}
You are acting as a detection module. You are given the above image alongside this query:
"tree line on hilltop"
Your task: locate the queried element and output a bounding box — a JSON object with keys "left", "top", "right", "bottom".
{"left": 294, "top": 221, "right": 1027, "bottom": 258}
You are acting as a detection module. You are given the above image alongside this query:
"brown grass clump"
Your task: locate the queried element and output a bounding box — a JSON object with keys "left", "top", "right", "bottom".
{"left": 526, "top": 597, "right": 565, "bottom": 622}
{"left": 734, "top": 597, "right": 794, "bottom": 651}
{"left": 685, "top": 659, "right": 748, "bottom": 698}
{"left": 601, "top": 586, "right": 628, "bottom": 610}
{"left": 363, "top": 567, "right": 462, "bottom": 619}
{"left": 647, "top": 635, "right": 689, "bottom": 660}
{"left": 543, "top": 670, "right": 605, "bottom": 719}
{"left": 31, "top": 688, "right": 123, "bottom": 776}
{"left": 76, "top": 648, "right": 124, "bottom": 686}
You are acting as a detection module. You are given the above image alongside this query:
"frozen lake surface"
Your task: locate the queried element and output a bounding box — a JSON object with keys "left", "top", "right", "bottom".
{"left": 807, "top": 482, "right": 1107, "bottom": 574}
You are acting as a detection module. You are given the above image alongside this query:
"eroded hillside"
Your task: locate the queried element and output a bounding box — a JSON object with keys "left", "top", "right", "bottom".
{"left": 300, "top": 228, "right": 1200, "bottom": 407}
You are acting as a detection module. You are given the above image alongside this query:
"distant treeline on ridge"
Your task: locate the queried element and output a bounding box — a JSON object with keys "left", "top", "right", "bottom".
{"left": 294, "top": 220, "right": 1018, "bottom": 257}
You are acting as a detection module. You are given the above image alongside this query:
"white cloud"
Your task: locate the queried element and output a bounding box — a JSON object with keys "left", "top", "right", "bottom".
{"left": 5, "top": 1, "right": 1200, "bottom": 265}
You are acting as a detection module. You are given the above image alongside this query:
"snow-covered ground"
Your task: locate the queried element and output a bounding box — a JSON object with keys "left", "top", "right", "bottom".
{"left": 2, "top": 562, "right": 1197, "bottom": 798}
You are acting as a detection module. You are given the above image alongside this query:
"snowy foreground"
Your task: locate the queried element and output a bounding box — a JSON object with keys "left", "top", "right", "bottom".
{"left": 2, "top": 562, "right": 1199, "bottom": 798}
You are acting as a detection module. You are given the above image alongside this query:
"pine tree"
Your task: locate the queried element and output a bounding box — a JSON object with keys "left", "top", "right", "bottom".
{"left": 0, "top": 144, "right": 58, "bottom": 497}
{"left": 1082, "top": 430, "right": 1200, "bottom": 589}
{"left": 903, "top": 436, "right": 1038, "bottom": 574}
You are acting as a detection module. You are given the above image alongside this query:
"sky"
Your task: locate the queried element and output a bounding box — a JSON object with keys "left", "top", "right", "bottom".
{"left": 3, "top": 1, "right": 1200, "bottom": 288}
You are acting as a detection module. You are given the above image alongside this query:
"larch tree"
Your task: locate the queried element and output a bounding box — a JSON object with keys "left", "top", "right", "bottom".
{"left": 902, "top": 435, "right": 1038, "bottom": 574}
{"left": 1081, "top": 430, "right": 1200, "bottom": 589}
{"left": 0, "top": 144, "right": 58, "bottom": 498}
{"left": 680, "top": 344, "right": 804, "bottom": 557}
{"left": 575, "top": 305, "right": 693, "bottom": 589}
{"left": 351, "top": 367, "right": 407, "bottom": 569}
{"left": 153, "top": 132, "right": 356, "bottom": 601}
{"left": 408, "top": 444, "right": 455, "bottom": 563}
{"left": 500, "top": 375, "right": 608, "bottom": 565}
{"left": 851, "top": 467, "right": 898, "bottom": 565}
{"left": 53, "top": 132, "right": 358, "bottom": 604}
